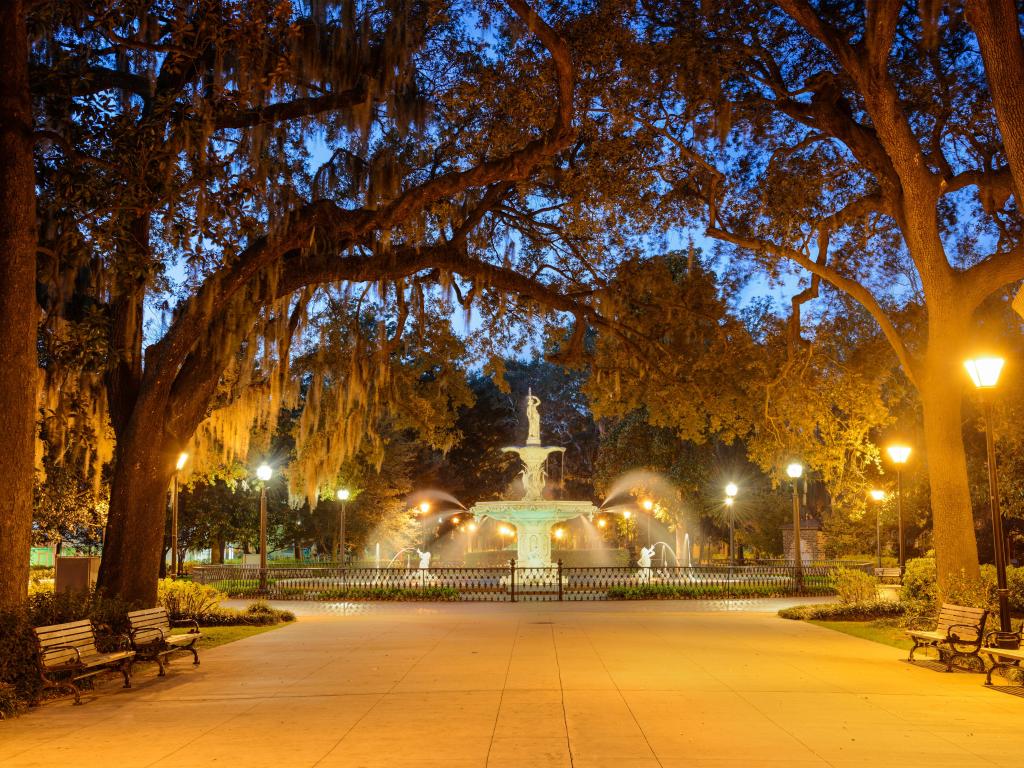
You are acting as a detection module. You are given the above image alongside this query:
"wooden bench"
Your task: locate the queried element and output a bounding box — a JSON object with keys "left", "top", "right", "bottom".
{"left": 34, "top": 620, "right": 134, "bottom": 705}
{"left": 127, "top": 607, "right": 201, "bottom": 676}
{"left": 907, "top": 603, "right": 988, "bottom": 672}
{"left": 874, "top": 567, "right": 902, "bottom": 584}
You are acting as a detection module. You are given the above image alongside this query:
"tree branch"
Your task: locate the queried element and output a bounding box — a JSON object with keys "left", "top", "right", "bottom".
{"left": 707, "top": 225, "right": 919, "bottom": 385}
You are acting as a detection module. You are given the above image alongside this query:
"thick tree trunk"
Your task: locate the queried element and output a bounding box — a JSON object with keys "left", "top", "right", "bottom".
{"left": 211, "top": 537, "right": 224, "bottom": 564}
{"left": 919, "top": 321, "right": 980, "bottom": 591}
{"left": 0, "top": 0, "right": 38, "bottom": 611}
{"left": 97, "top": 415, "right": 173, "bottom": 605}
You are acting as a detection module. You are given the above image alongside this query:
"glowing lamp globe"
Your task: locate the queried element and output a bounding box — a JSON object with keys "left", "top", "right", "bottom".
{"left": 725, "top": 482, "right": 738, "bottom": 498}
{"left": 256, "top": 464, "right": 272, "bottom": 482}
{"left": 418, "top": 501, "right": 430, "bottom": 514}
{"left": 641, "top": 499, "right": 654, "bottom": 511}
{"left": 623, "top": 510, "right": 632, "bottom": 519}
{"left": 869, "top": 489, "right": 886, "bottom": 502}
{"left": 337, "top": 488, "right": 350, "bottom": 501}
{"left": 176, "top": 452, "right": 188, "bottom": 471}
{"left": 554, "top": 528, "right": 565, "bottom": 540}
{"left": 724, "top": 497, "right": 734, "bottom": 507}
{"left": 964, "top": 356, "right": 1005, "bottom": 389}
{"left": 786, "top": 462, "right": 803, "bottom": 479}
{"left": 887, "top": 444, "right": 911, "bottom": 465}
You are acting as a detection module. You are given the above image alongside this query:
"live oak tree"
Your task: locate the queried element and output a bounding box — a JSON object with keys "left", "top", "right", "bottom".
{"left": 596, "top": 0, "right": 1024, "bottom": 589}
{"left": 14, "top": 0, "right": 605, "bottom": 605}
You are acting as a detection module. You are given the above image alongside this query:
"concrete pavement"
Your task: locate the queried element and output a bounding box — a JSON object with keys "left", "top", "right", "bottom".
{"left": 2, "top": 600, "right": 1023, "bottom": 768}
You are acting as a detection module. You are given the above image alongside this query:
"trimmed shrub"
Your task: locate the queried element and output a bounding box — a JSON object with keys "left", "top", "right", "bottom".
{"left": 157, "top": 578, "right": 225, "bottom": 620}
{"left": 778, "top": 601, "right": 904, "bottom": 621}
{"left": 196, "top": 601, "right": 297, "bottom": 626}
{"left": 831, "top": 568, "right": 877, "bottom": 605}
{"left": 0, "top": 682, "right": 22, "bottom": 720}
{"left": 607, "top": 583, "right": 806, "bottom": 600}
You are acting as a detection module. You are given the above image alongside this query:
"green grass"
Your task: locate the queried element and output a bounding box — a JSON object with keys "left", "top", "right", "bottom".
{"left": 809, "top": 619, "right": 913, "bottom": 651}
{"left": 191, "top": 623, "right": 290, "bottom": 650}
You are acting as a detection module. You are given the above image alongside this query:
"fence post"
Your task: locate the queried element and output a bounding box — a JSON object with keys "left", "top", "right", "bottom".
{"left": 510, "top": 559, "right": 516, "bottom": 603}
{"left": 558, "top": 559, "right": 563, "bottom": 601}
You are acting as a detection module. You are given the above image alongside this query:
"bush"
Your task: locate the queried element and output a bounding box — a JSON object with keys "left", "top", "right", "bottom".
{"left": 271, "top": 586, "right": 460, "bottom": 601}
{"left": 0, "top": 682, "right": 22, "bottom": 720}
{"left": 831, "top": 568, "right": 877, "bottom": 605}
{"left": 778, "top": 601, "right": 905, "bottom": 621}
{"left": 157, "top": 578, "right": 225, "bottom": 620}
{"left": 196, "top": 601, "right": 297, "bottom": 626}
{"left": 607, "top": 583, "right": 804, "bottom": 600}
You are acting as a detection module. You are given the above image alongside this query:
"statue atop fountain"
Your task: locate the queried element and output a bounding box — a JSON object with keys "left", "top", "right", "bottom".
{"left": 416, "top": 549, "right": 431, "bottom": 569}
{"left": 470, "top": 389, "right": 597, "bottom": 568}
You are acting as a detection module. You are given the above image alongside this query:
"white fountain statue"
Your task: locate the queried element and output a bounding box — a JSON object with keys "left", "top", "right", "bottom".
{"left": 416, "top": 549, "right": 432, "bottom": 569}
{"left": 469, "top": 389, "right": 598, "bottom": 568}
{"left": 637, "top": 545, "right": 655, "bottom": 569}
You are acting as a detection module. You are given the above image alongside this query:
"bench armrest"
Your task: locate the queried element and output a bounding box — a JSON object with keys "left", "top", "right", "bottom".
{"left": 130, "top": 626, "right": 166, "bottom": 645}
{"left": 171, "top": 618, "right": 200, "bottom": 633}
{"left": 40, "top": 645, "right": 82, "bottom": 666}
{"left": 946, "top": 623, "right": 983, "bottom": 645}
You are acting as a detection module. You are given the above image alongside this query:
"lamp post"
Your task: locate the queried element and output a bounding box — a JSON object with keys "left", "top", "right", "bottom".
{"left": 886, "top": 444, "right": 911, "bottom": 569}
{"left": 642, "top": 498, "right": 654, "bottom": 546}
{"left": 869, "top": 489, "right": 886, "bottom": 569}
{"left": 964, "top": 355, "right": 1014, "bottom": 643}
{"left": 725, "top": 483, "right": 738, "bottom": 567}
{"left": 418, "top": 501, "right": 430, "bottom": 549}
{"left": 786, "top": 463, "right": 803, "bottom": 591}
{"left": 256, "top": 464, "right": 272, "bottom": 593}
{"left": 336, "top": 488, "right": 350, "bottom": 565}
{"left": 170, "top": 452, "right": 188, "bottom": 578}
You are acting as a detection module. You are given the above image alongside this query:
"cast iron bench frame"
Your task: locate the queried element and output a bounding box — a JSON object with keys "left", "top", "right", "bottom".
{"left": 907, "top": 603, "right": 988, "bottom": 672}
{"left": 33, "top": 619, "right": 134, "bottom": 705}
{"left": 127, "top": 607, "right": 202, "bottom": 676}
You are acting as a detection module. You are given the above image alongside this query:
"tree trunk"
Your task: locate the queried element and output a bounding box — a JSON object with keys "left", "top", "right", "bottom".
{"left": 0, "top": 0, "right": 37, "bottom": 611}
{"left": 919, "top": 325, "right": 981, "bottom": 591}
{"left": 97, "top": 419, "right": 173, "bottom": 606}
{"left": 211, "top": 536, "right": 224, "bottom": 564}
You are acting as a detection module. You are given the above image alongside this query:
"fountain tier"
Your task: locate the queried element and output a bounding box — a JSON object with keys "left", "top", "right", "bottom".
{"left": 471, "top": 500, "right": 599, "bottom": 568}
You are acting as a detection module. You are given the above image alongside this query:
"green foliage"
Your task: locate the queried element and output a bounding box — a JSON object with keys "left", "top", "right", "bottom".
{"left": 606, "top": 583, "right": 818, "bottom": 600}
{"left": 156, "top": 579, "right": 226, "bottom": 621}
{"left": 196, "top": 601, "right": 296, "bottom": 626}
{"left": 0, "top": 682, "right": 23, "bottom": 720}
{"left": 778, "top": 602, "right": 905, "bottom": 621}
{"left": 273, "top": 586, "right": 459, "bottom": 601}
{"left": 830, "top": 569, "right": 878, "bottom": 605}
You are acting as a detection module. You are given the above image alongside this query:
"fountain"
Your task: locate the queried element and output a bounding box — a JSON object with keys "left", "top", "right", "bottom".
{"left": 469, "top": 389, "right": 598, "bottom": 568}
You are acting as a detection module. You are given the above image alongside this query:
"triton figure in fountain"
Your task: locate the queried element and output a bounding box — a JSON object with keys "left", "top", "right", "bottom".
{"left": 470, "top": 389, "right": 598, "bottom": 568}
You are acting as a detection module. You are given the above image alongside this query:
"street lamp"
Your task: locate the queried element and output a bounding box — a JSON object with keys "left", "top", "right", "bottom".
{"left": 965, "top": 355, "right": 1014, "bottom": 643}
{"left": 170, "top": 452, "right": 188, "bottom": 578}
{"left": 786, "top": 462, "right": 803, "bottom": 590}
{"left": 869, "top": 489, "right": 886, "bottom": 569}
{"left": 336, "top": 488, "right": 350, "bottom": 565}
{"left": 256, "top": 464, "right": 272, "bottom": 593}
{"left": 642, "top": 499, "right": 654, "bottom": 546}
{"left": 418, "top": 501, "right": 430, "bottom": 549}
{"left": 886, "top": 443, "right": 911, "bottom": 569}
{"left": 725, "top": 483, "right": 738, "bottom": 567}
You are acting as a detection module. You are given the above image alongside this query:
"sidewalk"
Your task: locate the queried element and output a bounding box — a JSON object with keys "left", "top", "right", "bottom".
{"left": 2, "top": 600, "right": 1022, "bottom": 767}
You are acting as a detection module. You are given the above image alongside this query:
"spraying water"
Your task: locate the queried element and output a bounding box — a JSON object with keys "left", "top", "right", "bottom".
{"left": 653, "top": 541, "right": 679, "bottom": 567}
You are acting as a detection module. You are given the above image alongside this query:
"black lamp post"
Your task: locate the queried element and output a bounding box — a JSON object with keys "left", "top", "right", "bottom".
{"left": 256, "top": 464, "right": 272, "bottom": 593}
{"left": 886, "top": 444, "right": 911, "bottom": 569}
{"left": 336, "top": 488, "right": 350, "bottom": 564}
{"left": 786, "top": 463, "right": 803, "bottom": 591}
{"left": 965, "top": 356, "right": 1015, "bottom": 646}
{"left": 170, "top": 452, "right": 187, "bottom": 577}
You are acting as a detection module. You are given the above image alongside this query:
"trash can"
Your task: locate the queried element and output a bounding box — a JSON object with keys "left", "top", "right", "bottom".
{"left": 55, "top": 556, "right": 101, "bottom": 594}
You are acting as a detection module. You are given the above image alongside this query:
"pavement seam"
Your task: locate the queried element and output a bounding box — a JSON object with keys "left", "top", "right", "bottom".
{"left": 311, "top": 616, "right": 466, "bottom": 767}
{"left": 551, "top": 620, "right": 574, "bottom": 768}
{"left": 483, "top": 611, "right": 520, "bottom": 768}
{"left": 577, "top": 616, "right": 664, "bottom": 767}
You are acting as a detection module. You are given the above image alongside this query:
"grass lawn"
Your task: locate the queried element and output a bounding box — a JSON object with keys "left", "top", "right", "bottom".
{"left": 192, "top": 623, "right": 291, "bottom": 650}
{"left": 809, "top": 619, "right": 913, "bottom": 651}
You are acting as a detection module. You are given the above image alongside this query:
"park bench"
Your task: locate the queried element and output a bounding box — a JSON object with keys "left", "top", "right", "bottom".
{"left": 907, "top": 603, "right": 988, "bottom": 672}
{"left": 33, "top": 619, "right": 134, "bottom": 705}
{"left": 874, "top": 567, "right": 902, "bottom": 584}
{"left": 127, "top": 607, "right": 201, "bottom": 676}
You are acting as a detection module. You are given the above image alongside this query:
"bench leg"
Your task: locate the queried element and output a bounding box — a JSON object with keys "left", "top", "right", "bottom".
{"left": 155, "top": 653, "right": 167, "bottom": 676}
{"left": 120, "top": 660, "right": 133, "bottom": 688}
{"left": 189, "top": 644, "right": 200, "bottom": 666}
{"left": 908, "top": 639, "right": 925, "bottom": 664}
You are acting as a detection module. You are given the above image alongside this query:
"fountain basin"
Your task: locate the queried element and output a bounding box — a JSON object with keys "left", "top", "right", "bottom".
{"left": 471, "top": 500, "right": 599, "bottom": 568}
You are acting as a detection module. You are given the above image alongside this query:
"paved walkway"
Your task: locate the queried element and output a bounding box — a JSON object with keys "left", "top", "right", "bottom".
{"left": 3, "top": 600, "right": 1023, "bottom": 768}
